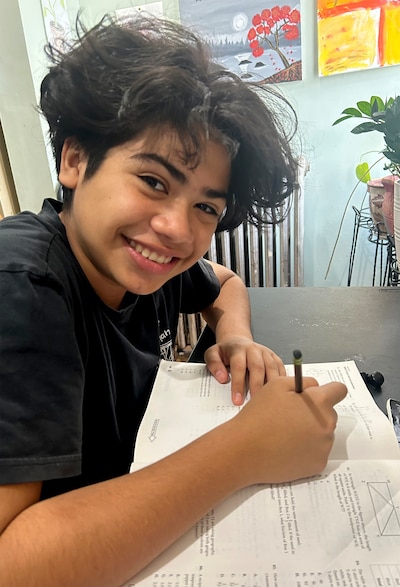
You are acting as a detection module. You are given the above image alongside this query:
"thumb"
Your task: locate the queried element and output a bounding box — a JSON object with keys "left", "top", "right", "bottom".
{"left": 310, "top": 381, "right": 348, "bottom": 407}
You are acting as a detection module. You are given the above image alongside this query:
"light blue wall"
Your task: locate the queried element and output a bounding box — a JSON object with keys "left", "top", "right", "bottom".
{"left": 283, "top": 0, "right": 400, "bottom": 287}
{"left": 2, "top": 0, "right": 399, "bottom": 285}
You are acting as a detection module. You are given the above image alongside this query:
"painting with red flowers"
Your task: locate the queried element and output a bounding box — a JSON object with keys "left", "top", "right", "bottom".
{"left": 179, "top": 1, "right": 302, "bottom": 84}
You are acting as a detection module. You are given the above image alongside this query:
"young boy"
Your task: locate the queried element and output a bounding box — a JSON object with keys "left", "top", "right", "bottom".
{"left": 0, "top": 15, "right": 346, "bottom": 586}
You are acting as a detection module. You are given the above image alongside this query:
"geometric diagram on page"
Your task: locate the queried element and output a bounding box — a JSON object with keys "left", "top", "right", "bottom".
{"left": 367, "top": 482, "right": 400, "bottom": 536}
{"left": 303, "top": 367, "right": 326, "bottom": 378}
{"left": 286, "top": 366, "right": 327, "bottom": 380}
{"left": 302, "top": 367, "right": 331, "bottom": 384}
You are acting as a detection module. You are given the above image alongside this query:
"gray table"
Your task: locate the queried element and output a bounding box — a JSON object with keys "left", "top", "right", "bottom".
{"left": 191, "top": 287, "right": 400, "bottom": 413}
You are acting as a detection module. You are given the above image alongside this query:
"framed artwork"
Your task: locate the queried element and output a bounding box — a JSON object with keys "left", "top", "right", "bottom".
{"left": 318, "top": 0, "right": 400, "bottom": 76}
{"left": 179, "top": 1, "right": 302, "bottom": 83}
{"left": 41, "top": 0, "right": 72, "bottom": 50}
{"left": 115, "top": 2, "right": 164, "bottom": 22}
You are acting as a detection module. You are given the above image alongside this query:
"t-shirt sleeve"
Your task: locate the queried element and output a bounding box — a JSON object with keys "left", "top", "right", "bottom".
{"left": 179, "top": 258, "right": 221, "bottom": 314}
{"left": 0, "top": 270, "right": 84, "bottom": 484}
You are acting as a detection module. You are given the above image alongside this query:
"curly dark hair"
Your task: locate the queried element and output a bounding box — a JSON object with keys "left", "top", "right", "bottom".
{"left": 40, "top": 14, "right": 298, "bottom": 231}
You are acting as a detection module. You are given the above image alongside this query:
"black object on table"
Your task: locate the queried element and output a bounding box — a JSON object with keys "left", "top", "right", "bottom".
{"left": 190, "top": 287, "right": 400, "bottom": 413}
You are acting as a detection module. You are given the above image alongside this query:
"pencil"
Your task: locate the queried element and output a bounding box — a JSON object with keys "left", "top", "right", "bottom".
{"left": 293, "top": 349, "right": 303, "bottom": 393}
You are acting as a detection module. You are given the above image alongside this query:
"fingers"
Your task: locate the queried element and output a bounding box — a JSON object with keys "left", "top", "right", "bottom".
{"left": 203, "top": 346, "right": 231, "bottom": 385}
{"left": 292, "top": 377, "right": 347, "bottom": 407}
{"left": 296, "top": 375, "right": 319, "bottom": 389}
{"left": 205, "top": 347, "right": 249, "bottom": 405}
{"left": 262, "top": 375, "right": 319, "bottom": 394}
{"left": 229, "top": 348, "right": 285, "bottom": 404}
{"left": 205, "top": 342, "right": 286, "bottom": 406}
{"left": 249, "top": 377, "right": 346, "bottom": 432}
{"left": 305, "top": 380, "right": 348, "bottom": 407}
{"left": 249, "top": 347, "right": 285, "bottom": 382}
{"left": 296, "top": 380, "right": 347, "bottom": 430}
{"left": 301, "top": 378, "right": 347, "bottom": 402}
{"left": 326, "top": 381, "right": 348, "bottom": 405}
{"left": 228, "top": 353, "right": 248, "bottom": 406}
{"left": 232, "top": 377, "right": 348, "bottom": 484}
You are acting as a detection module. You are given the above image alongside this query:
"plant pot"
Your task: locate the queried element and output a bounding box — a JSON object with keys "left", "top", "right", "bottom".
{"left": 394, "top": 179, "right": 400, "bottom": 267}
{"left": 367, "top": 178, "right": 386, "bottom": 235}
{"left": 382, "top": 175, "right": 400, "bottom": 236}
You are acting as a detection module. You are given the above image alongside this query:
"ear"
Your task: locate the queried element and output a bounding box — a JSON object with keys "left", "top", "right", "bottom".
{"left": 58, "top": 138, "right": 87, "bottom": 189}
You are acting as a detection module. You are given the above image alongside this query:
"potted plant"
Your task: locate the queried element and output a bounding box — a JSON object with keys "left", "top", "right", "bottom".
{"left": 325, "top": 96, "right": 400, "bottom": 282}
{"left": 333, "top": 95, "right": 400, "bottom": 237}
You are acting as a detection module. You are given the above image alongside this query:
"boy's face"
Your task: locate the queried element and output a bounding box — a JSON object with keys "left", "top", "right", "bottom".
{"left": 58, "top": 131, "right": 230, "bottom": 307}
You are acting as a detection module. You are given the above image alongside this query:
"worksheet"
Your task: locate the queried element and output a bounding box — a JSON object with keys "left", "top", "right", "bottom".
{"left": 123, "top": 361, "right": 400, "bottom": 587}
{"left": 133, "top": 360, "right": 400, "bottom": 463}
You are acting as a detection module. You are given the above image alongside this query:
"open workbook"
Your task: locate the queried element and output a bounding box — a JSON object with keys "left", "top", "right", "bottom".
{"left": 124, "top": 360, "right": 400, "bottom": 587}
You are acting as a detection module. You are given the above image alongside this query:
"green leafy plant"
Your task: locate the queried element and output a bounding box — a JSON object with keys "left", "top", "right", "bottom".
{"left": 325, "top": 96, "right": 400, "bottom": 280}
{"left": 333, "top": 95, "right": 400, "bottom": 178}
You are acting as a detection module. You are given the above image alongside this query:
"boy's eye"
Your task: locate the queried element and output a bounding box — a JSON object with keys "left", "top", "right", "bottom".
{"left": 140, "top": 176, "right": 165, "bottom": 192}
{"left": 196, "top": 202, "right": 220, "bottom": 216}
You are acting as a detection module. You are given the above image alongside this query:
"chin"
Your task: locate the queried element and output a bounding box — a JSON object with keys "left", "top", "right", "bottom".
{"left": 125, "top": 280, "right": 170, "bottom": 296}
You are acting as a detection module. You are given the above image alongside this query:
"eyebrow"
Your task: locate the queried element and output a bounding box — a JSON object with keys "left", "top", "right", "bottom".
{"left": 131, "top": 153, "right": 228, "bottom": 200}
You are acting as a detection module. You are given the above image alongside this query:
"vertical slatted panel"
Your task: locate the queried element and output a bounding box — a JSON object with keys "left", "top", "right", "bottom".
{"left": 293, "top": 155, "right": 308, "bottom": 286}
{"left": 279, "top": 203, "right": 291, "bottom": 287}
{"left": 261, "top": 220, "right": 276, "bottom": 287}
{"left": 248, "top": 222, "right": 259, "bottom": 285}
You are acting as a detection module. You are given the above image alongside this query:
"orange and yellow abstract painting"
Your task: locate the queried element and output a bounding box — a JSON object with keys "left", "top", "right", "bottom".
{"left": 318, "top": 0, "right": 400, "bottom": 76}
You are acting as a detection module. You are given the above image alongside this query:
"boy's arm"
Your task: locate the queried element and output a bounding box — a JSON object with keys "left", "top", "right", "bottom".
{"left": 202, "top": 260, "right": 285, "bottom": 405}
{"left": 0, "top": 424, "right": 244, "bottom": 587}
{"left": 0, "top": 377, "right": 346, "bottom": 587}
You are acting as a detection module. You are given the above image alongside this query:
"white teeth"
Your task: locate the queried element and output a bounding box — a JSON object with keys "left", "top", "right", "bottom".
{"left": 128, "top": 240, "right": 172, "bottom": 264}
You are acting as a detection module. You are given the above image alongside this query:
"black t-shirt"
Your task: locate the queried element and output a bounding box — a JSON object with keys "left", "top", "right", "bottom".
{"left": 0, "top": 199, "right": 220, "bottom": 499}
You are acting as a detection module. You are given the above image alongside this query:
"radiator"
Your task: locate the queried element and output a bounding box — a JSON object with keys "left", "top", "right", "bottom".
{"left": 176, "top": 156, "right": 309, "bottom": 356}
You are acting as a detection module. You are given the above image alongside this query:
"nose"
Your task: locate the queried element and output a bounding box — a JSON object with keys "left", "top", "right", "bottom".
{"left": 150, "top": 201, "right": 194, "bottom": 245}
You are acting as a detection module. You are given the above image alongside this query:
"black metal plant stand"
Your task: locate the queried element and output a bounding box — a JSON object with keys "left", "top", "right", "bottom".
{"left": 387, "top": 234, "right": 400, "bottom": 286}
{"left": 348, "top": 206, "right": 392, "bottom": 286}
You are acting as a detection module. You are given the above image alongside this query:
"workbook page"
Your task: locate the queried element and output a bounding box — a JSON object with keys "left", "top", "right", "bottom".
{"left": 133, "top": 360, "right": 400, "bottom": 466}
{"left": 126, "top": 459, "right": 400, "bottom": 587}
{"left": 286, "top": 360, "right": 400, "bottom": 460}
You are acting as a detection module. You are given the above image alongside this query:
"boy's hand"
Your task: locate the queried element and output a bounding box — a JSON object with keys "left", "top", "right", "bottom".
{"left": 204, "top": 337, "right": 286, "bottom": 405}
{"left": 227, "top": 375, "right": 348, "bottom": 484}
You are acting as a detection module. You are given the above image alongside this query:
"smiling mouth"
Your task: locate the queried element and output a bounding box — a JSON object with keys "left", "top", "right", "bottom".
{"left": 125, "top": 238, "right": 174, "bottom": 265}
